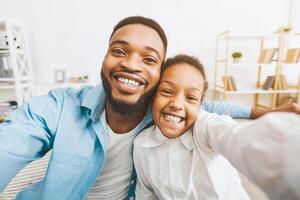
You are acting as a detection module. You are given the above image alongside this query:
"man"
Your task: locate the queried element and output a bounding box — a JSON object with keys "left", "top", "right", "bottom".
{"left": 0, "top": 16, "right": 298, "bottom": 200}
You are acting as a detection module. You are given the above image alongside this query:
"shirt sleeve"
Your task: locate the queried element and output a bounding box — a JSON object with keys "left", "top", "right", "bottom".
{"left": 133, "top": 140, "right": 158, "bottom": 200}
{"left": 201, "top": 101, "right": 251, "bottom": 119}
{"left": 195, "top": 111, "right": 300, "bottom": 199}
{"left": 0, "top": 90, "right": 62, "bottom": 191}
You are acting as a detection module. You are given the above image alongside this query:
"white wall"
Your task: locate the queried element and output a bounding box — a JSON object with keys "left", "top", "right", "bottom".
{"left": 0, "top": 0, "right": 298, "bottom": 101}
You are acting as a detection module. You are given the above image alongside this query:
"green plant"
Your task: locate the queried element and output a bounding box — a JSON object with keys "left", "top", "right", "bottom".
{"left": 275, "top": 26, "right": 293, "bottom": 34}
{"left": 283, "top": 27, "right": 292, "bottom": 32}
{"left": 232, "top": 52, "right": 242, "bottom": 58}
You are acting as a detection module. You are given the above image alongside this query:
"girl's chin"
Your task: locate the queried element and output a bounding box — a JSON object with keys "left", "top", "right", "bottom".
{"left": 161, "top": 131, "right": 182, "bottom": 139}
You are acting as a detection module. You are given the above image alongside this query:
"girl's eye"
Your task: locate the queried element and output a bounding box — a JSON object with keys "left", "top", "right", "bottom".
{"left": 160, "top": 89, "right": 172, "bottom": 96}
{"left": 112, "top": 48, "right": 125, "bottom": 56}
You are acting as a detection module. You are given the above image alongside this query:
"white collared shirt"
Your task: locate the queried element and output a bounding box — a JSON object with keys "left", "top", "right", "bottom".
{"left": 133, "top": 111, "right": 250, "bottom": 200}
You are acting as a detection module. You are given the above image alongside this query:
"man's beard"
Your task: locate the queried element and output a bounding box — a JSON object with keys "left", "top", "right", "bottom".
{"left": 101, "top": 70, "right": 157, "bottom": 115}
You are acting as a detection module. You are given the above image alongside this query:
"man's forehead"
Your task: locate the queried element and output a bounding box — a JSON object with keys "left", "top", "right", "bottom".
{"left": 109, "top": 24, "right": 165, "bottom": 55}
{"left": 110, "top": 24, "right": 157, "bottom": 40}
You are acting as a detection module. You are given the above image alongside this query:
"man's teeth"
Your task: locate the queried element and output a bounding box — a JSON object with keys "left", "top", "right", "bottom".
{"left": 117, "top": 77, "right": 140, "bottom": 87}
{"left": 164, "top": 114, "right": 182, "bottom": 123}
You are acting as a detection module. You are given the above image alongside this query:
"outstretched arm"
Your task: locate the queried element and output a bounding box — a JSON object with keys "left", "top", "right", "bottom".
{"left": 195, "top": 112, "right": 300, "bottom": 200}
{"left": 202, "top": 101, "right": 300, "bottom": 119}
{"left": 0, "top": 91, "right": 62, "bottom": 191}
{"left": 201, "top": 101, "right": 251, "bottom": 119}
{"left": 250, "top": 103, "right": 300, "bottom": 119}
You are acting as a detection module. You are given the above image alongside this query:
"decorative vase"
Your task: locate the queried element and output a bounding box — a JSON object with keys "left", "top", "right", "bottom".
{"left": 233, "top": 57, "right": 241, "bottom": 64}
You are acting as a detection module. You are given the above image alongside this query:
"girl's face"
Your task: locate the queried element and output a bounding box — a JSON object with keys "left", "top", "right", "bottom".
{"left": 152, "top": 63, "right": 205, "bottom": 139}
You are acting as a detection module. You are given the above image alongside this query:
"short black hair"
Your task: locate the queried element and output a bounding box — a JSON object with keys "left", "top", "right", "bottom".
{"left": 162, "top": 54, "right": 208, "bottom": 102}
{"left": 109, "top": 16, "right": 168, "bottom": 54}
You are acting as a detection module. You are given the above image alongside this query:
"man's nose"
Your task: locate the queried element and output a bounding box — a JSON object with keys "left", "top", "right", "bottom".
{"left": 120, "top": 54, "right": 141, "bottom": 72}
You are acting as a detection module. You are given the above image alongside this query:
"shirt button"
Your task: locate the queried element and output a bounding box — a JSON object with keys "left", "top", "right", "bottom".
{"left": 131, "top": 180, "right": 135, "bottom": 184}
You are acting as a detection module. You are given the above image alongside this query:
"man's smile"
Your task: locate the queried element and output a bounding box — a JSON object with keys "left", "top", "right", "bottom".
{"left": 117, "top": 77, "right": 140, "bottom": 87}
{"left": 112, "top": 71, "right": 147, "bottom": 94}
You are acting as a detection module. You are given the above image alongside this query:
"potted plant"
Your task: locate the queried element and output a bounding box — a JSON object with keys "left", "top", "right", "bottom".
{"left": 232, "top": 52, "right": 242, "bottom": 63}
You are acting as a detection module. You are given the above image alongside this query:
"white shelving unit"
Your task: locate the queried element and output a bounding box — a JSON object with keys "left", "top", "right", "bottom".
{"left": 0, "top": 20, "right": 34, "bottom": 105}
{"left": 213, "top": 30, "right": 300, "bottom": 109}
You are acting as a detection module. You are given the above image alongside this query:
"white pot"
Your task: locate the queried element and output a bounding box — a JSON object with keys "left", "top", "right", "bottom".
{"left": 233, "top": 57, "right": 241, "bottom": 63}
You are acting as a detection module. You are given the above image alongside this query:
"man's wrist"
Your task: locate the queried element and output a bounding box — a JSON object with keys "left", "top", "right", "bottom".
{"left": 250, "top": 107, "right": 270, "bottom": 119}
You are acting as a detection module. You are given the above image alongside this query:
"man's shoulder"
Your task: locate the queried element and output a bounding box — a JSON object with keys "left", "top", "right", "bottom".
{"left": 195, "top": 110, "right": 236, "bottom": 127}
{"left": 45, "top": 85, "right": 102, "bottom": 108}
{"left": 49, "top": 85, "right": 95, "bottom": 100}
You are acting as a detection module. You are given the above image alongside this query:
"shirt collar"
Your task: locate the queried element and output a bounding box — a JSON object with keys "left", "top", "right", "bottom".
{"left": 81, "top": 84, "right": 106, "bottom": 121}
{"left": 80, "top": 84, "right": 153, "bottom": 126}
{"left": 180, "top": 129, "right": 194, "bottom": 150}
{"left": 141, "top": 126, "right": 194, "bottom": 150}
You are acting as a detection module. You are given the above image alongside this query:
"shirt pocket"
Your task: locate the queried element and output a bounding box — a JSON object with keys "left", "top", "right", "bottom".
{"left": 41, "top": 153, "right": 90, "bottom": 199}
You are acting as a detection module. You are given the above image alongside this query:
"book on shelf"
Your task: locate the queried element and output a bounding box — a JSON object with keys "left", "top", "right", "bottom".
{"left": 257, "top": 48, "right": 277, "bottom": 64}
{"left": 229, "top": 76, "right": 238, "bottom": 91}
{"left": 0, "top": 82, "right": 14, "bottom": 86}
{"left": 0, "top": 56, "right": 13, "bottom": 78}
{"left": 222, "top": 76, "right": 237, "bottom": 91}
{"left": 222, "top": 76, "right": 231, "bottom": 91}
{"left": 278, "top": 74, "right": 289, "bottom": 90}
{"left": 284, "top": 48, "right": 300, "bottom": 63}
{"left": 262, "top": 75, "right": 275, "bottom": 90}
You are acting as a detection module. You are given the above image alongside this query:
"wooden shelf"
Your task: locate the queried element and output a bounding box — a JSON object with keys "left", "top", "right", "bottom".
{"left": 0, "top": 21, "right": 34, "bottom": 105}
{"left": 0, "top": 49, "right": 25, "bottom": 54}
{"left": 217, "top": 63, "right": 299, "bottom": 67}
{"left": 217, "top": 63, "right": 275, "bottom": 67}
{"left": 0, "top": 77, "right": 31, "bottom": 82}
{"left": 218, "top": 33, "right": 300, "bottom": 41}
{"left": 213, "top": 30, "right": 300, "bottom": 109}
{"left": 0, "top": 85, "right": 15, "bottom": 89}
{"left": 0, "top": 50, "right": 10, "bottom": 54}
{"left": 0, "top": 83, "right": 31, "bottom": 90}
{"left": 214, "top": 87, "right": 299, "bottom": 94}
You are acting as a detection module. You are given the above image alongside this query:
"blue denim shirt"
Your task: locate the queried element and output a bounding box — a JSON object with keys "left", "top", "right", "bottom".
{"left": 0, "top": 84, "right": 251, "bottom": 200}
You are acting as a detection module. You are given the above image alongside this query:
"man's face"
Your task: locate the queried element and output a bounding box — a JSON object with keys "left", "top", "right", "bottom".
{"left": 101, "top": 24, "right": 165, "bottom": 114}
{"left": 152, "top": 63, "right": 205, "bottom": 139}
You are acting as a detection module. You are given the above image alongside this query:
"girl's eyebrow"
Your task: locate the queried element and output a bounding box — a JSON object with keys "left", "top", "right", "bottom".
{"left": 159, "top": 80, "right": 175, "bottom": 86}
{"left": 159, "top": 80, "right": 202, "bottom": 92}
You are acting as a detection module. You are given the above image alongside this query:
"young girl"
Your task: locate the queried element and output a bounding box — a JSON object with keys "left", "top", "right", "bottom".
{"left": 133, "top": 54, "right": 250, "bottom": 199}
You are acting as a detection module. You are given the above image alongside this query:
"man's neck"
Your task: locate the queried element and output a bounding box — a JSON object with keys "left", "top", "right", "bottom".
{"left": 105, "top": 102, "right": 148, "bottom": 134}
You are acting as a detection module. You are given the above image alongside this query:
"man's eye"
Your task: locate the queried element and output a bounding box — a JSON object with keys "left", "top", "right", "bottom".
{"left": 186, "top": 96, "right": 198, "bottom": 102}
{"left": 144, "top": 57, "right": 157, "bottom": 64}
{"left": 112, "top": 48, "right": 125, "bottom": 56}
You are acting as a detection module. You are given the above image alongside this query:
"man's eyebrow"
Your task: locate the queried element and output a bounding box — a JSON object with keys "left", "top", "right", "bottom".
{"left": 145, "top": 46, "right": 162, "bottom": 61}
{"left": 109, "top": 40, "right": 129, "bottom": 46}
{"left": 110, "top": 40, "right": 162, "bottom": 61}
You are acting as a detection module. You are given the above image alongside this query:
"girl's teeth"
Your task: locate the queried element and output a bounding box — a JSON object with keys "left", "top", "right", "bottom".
{"left": 164, "top": 114, "right": 181, "bottom": 123}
